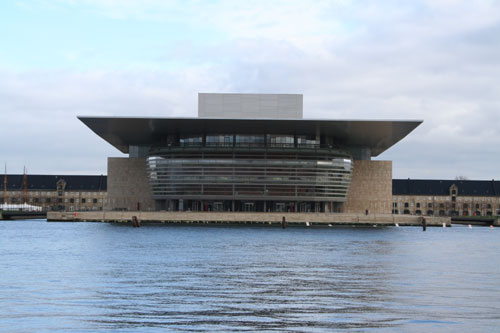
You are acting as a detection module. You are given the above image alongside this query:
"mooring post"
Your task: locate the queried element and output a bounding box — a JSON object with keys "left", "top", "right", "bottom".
{"left": 282, "top": 216, "right": 287, "bottom": 229}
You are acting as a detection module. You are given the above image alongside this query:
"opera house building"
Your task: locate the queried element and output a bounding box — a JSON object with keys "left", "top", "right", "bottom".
{"left": 80, "top": 93, "right": 421, "bottom": 214}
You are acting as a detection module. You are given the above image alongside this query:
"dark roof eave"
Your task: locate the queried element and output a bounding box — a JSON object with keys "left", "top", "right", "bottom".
{"left": 78, "top": 116, "right": 423, "bottom": 156}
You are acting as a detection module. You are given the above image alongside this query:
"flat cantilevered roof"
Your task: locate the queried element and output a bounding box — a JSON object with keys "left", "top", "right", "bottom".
{"left": 78, "top": 116, "right": 422, "bottom": 157}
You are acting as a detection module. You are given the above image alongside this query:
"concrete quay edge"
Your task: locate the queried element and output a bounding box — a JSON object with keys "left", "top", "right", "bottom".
{"left": 47, "top": 211, "right": 451, "bottom": 227}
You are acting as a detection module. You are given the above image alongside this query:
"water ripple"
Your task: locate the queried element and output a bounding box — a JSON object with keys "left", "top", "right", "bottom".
{"left": 1, "top": 221, "right": 500, "bottom": 331}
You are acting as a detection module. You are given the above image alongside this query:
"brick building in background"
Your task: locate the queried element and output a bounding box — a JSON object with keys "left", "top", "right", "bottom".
{"left": 1, "top": 175, "right": 107, "bottom": 211}
{"left": 393, "top": 179, "right": 500, "bottom": 216}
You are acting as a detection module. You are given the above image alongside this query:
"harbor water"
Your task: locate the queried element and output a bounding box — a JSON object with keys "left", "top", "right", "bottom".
{"left": 1, "top": 220, "right": 499, "bottom": 332}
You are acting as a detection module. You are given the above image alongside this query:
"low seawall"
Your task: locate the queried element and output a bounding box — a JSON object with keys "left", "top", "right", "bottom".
{"left": 1, "top": 211, "right": 47, "bottom": 220}
{"left": 47, "top": 211, "right": 450, "bottom": 227}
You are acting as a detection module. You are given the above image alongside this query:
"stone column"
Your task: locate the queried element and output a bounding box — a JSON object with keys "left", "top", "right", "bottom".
{"left": 106, "top": 157, "right": 155, "bottom": 211}
{"left": 344, "top": 160, "right": 392, "bottom": 214}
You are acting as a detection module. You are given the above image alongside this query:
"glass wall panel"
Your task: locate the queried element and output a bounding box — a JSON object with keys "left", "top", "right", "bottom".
{"left": 297, "top": 135, "right": 319, "bottom": 145}
{"left": 206, "top": 135, "right": 233, "bottom": 146}
{"left": 147, "top": 147, "right": 353, "bottom": 205}
{"left": 235, "top": 135, "right": 265, "bottom": 145}
{"left": 179, "top": 135, "right": 202, "bottom": 146}
{"left": 267, "top": 135, "right": 294, "bottom": 146}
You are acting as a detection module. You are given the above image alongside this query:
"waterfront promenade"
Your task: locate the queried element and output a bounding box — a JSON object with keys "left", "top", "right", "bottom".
{"left": 48, "top": 211, "right": 451, "bottom": 226}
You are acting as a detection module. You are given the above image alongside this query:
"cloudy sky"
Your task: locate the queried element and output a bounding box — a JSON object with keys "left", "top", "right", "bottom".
{"left": 1, "top": 0, "right": 499, "bottom": 179}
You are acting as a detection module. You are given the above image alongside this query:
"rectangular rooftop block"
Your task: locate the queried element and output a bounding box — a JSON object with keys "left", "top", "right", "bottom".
{"left": 198, "top": 93, "right": 303, "bottom": 119}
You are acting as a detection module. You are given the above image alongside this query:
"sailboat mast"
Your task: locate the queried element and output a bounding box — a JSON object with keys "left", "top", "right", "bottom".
{"left": 3, "top": 163, "right": 6, "bottom": 205}
{"left": 23, "top": 166, "right": 28, "bottom": 204}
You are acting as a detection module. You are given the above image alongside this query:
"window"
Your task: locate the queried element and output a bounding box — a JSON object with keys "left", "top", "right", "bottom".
{"left": 404, "top": 202, "right": 409, "bottom": 208}
{"left": 93, "top": 198, "right": 97, "bottom": 204}
{"left": 81, "top": 198, "right": 86, "bottom": 203}
{"left": 70, "top": 198, "right": 74, "bottom": 203}
{"left": 428, "top": 203, "right": 432, "bottom": 208}
{"left": 206, "top": 134, "right": 234, "bottom": 146}
{"left": 267, "top": 134, "right": 294, "bottom": 146}
{"left": 236, "top": 135, "right": 265, "bottom": 145}
{"left": 179, "top": 136, "right": 202, "bottom": 145}
{"left": 296, "top": 135, "right": 318, "bottom": 145}
{"left": 416, "top": 203, "right": 420, "bottom": 208}
{"left": 46, "top": 198, "right": 51, "bottom": 203}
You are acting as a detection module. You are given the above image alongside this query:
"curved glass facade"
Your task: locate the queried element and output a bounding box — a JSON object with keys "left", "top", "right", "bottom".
{"left": 146, "top": 136, "right": 353, "bottom": 212}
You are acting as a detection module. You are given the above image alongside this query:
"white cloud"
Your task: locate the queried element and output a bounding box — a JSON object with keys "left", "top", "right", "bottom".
{"left": 4, "top": 0, "right": 500, "bottom": 179}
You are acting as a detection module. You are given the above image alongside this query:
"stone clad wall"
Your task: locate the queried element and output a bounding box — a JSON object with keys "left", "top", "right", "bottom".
{"left": 344, "top": 160, "right": 392, "bottom": 214}
{"left": 107, "top": 157, "right": 155, "bottom": 211}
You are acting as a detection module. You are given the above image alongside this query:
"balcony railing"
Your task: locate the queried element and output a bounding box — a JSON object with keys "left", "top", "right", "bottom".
{"left": 149, "top": 142, "right": 350, "bottom": 156}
